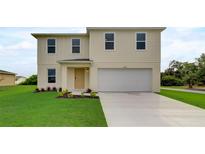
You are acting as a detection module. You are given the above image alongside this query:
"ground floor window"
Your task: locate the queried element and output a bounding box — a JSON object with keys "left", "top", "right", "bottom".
{"left": 48, "top": 69, "right": 56, "bottom": 83}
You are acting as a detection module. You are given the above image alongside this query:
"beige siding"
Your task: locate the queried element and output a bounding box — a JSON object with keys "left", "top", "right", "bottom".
{"left": 38, "top": 35, "right": 89, "bottom": 65}
{"left": 0, "top": 73, "right": 15, "bottom": 86}
{"left": 89, "top": 29, "right": 161, "bottom": 92}
{"left": 89, "top": 29, "right": 161, "bottom": 62}
{"left": 37, "top": 35, "right": 89, "bottom": 89}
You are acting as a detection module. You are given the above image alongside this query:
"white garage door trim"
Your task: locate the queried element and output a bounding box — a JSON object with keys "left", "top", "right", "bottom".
{"left": 98, "top": 68, "right": 152, "bottom": 92}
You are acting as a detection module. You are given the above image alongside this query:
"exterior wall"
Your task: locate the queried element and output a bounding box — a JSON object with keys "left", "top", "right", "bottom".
{"left": 89, "top": 29, "right": 161, "bottom": 92}
{"left": 89, "top": 29, "right": 161, "bottom": 62}
{"left": 15, "top": 77, "right": 26, "bottom": 85}
{"left": 0, "top": 73, "right": 15, "bottom": 86}
{"left": 37, "top": 35, "right": 89, "bottom": 89}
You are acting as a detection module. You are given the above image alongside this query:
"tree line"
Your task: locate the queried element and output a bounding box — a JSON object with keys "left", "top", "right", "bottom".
{"left": 161, "top": 53, "right": 205, "bottom": 88}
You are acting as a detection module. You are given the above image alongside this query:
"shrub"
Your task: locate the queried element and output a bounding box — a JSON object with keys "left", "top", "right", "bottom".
{"left": 40, "top": 88, "right": 45, "bottom": 92}
{"left": 47, "top": 87, "right": 51, "bottom": 91}
{"left": 52, "top": 87, "right": 57, "bottom": 91}
{"left": 58, "top": 92, "right": 64, "bottom": 97}
{"left": 81, "top": 92, "right": 84, "bottom": 97}
{"left": 20, "top": 75, "right": 37, "bottom": 85}
{"left": 62, "top": 89, "right": 68, "bottom": 94}
{"left": 86, "top": 88, "right": 92, "bottom": 93}
{"left": 161, "top": 75, "right": 184, "bottom": 86}
{"left": 68, "top": 93, "right": 74, "bottom": 98}
{"left": 91, "top": 92, "right": 97, "bottom": 97}
{"left": 59, "top": 87, "right": 62, "bottom": 92}
{"left": 35, "top": 88, "right": 40, "bottom": 92}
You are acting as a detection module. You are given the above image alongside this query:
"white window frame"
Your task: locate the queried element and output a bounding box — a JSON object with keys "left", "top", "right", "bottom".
{"left": 104, "top": 32, "right": 115, "bottom": 51}
{"left": 71, "top": 38, "right": 81, "bottom": 54}
{"left": 136, "top": 32, "right": 147, "bottom": 51}
{"left": 47, "top": 68, "right": 56, "bottom": 83}
{"left": 47, "top": 38, "right": 56, "bottom": 54}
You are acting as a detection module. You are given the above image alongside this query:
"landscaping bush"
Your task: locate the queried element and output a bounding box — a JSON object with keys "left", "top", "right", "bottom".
{"left": 35, "top": 88, "right": 40, "bottom": 92}
{"left": 52, "top": 87, "right": 57, "bottom": 91}
{"left": 91, "top": 92, "right": 97, "bottom": 97}
{"left": 40, "top": 88, "right": 45, "bottom": 92}
{"left": 85, "top": 88, "right": 92, "bottom": 93}
{"left": 47, "top": 87, "right": 51, "bottom": 91}
{"left": 59, "top": 87, "right": 62, "bottom": 92}
{"left": 20, "top": 75, "right": 37, "bottom": 85}
{"left": 161, "top": 75, "right": 184, "bottom": 86}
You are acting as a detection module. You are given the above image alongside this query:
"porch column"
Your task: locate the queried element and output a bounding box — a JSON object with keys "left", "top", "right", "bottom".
{"left": 61, "top": 65, "right": 68, "bottom": 90}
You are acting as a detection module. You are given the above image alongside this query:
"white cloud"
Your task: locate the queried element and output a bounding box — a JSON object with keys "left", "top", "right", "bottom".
{"left": 0, "top": 27, "right": 83, "bottom": 77}
{"left": 4, "top": 41, "right": 35, "bottom": 50}
{"left": 161, "top": 27, "right": 205, "bottom": 71}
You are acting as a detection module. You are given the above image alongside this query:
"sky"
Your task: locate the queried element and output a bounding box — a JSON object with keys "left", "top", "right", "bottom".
{"left": 0, "top": 27, "right": 205, "bottom": 77}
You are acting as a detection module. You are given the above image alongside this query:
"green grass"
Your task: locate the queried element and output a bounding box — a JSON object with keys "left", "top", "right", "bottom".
{"left": 0, "top": 86, "right": 107, "bottom": 127}
{"left": 160, "top": 89, "right": 205, "bottom": 109}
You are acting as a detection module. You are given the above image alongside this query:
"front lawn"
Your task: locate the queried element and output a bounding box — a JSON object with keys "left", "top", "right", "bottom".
{"left": 0, "top": 86, "right": 107, "bottom": 127}
{"left": 160, "top": 89, "right": 205, "bottom": 109}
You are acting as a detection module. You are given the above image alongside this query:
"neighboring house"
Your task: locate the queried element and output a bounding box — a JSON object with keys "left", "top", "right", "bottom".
{"left": 32, "top": 27, "right": 166, "bottom": 92}
{"left": 15, "top": 76, "right": 27, "bottom": 84}
{"left": 0, "top": 70, "right": 16, "bottom": 86}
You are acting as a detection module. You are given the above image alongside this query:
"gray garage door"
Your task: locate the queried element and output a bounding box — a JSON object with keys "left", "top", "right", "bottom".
{"left": 98, "top": 68, "right": 152, "bottom": 92}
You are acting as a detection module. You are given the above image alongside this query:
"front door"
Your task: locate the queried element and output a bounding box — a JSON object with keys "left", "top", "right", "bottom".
{"left": 74, "top": 68, "right": 85, "bottom": 89}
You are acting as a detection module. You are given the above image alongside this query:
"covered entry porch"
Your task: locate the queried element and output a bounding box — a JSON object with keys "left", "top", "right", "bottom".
{"left": 58, "top": 59, "right": 92, "bottom": 91}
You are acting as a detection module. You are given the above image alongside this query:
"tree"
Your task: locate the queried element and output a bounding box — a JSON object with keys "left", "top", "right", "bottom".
{"left": 182, "top": 62, "right": 198, "bottom": 88}
{"left": 196, "top": 53, "right": 205, "bottom": 84}
{"left": 164, "top": 60, "right": 184, "bottom": 79}
{"left": 20, "top": 75, "right": 37, "bottom": 85}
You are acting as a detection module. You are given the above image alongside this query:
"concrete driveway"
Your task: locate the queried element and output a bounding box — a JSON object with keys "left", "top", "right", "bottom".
{"left": 99, "top": 92, "right": 205, "bottom": 127}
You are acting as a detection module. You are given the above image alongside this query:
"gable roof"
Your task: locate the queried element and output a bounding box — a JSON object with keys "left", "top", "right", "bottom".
{"left": 0, "top": 70, "right": 16, "bottom": 75}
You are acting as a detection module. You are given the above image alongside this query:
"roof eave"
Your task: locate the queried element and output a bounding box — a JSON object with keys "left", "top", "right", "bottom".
{"left": 87, "top": 27, "right": 166, "bottom": 32}
{"left": 31, "top": 33, "right": 88, "bottom": 38}
{"left": 57, "top": 60, "right": 93, "bottom": 64}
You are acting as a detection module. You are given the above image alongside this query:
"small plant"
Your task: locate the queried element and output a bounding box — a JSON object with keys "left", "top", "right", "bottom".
{"left": 47, "top": 87, "right": 51, "bottom": 91}
{"left": 86, "top": 88, "right": 92, "bottom": 93}
{"left": 81, "top": 92, "right": 84, "bottom": 97}
{"left": 68, "top": 93, "right": 74, "bottom": 98}
{"left": 63, "top": 89, "right": 68, "bottom": 94}
{"left": 59, "top": 87, "right": 62, "bottom": 92}
{"left": 41, "top": 88, "right": 45, "bottom": 92}
{"left": 58, "top": 92, "right": 64, "bottom": 97}
{"left": 90, "top": 91, "right": 97, "bottom": 97}
{"left": 52, "top": 87, "right": 57, "bottom": 91}
{"left": 35, "top": 88, "right": 40, "bottom": 92}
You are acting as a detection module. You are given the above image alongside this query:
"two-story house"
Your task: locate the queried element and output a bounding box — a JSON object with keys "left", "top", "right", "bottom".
{"left": 32, "top": 27, "right": 165, "bottom": 92}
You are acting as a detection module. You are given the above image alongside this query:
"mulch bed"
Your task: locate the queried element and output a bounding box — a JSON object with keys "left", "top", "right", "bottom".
{"left": 57, "top": 95, "right": 99, "bottom": 99}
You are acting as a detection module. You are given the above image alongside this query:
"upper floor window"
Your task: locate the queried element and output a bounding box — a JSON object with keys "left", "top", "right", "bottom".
{"left": 72, "top": 39, "right": 80, "bottom": 53}
{"left": 48, "top": 68, "right": 56, "bottom": 83}
{"left": 105, "top": 32, "right": 114, "bottom": 50}
{"left": 136, "top": 33, "right": 146, "bottom": 50}
{"left": 47, "top": 39, "right": 56, "bottom": 53}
